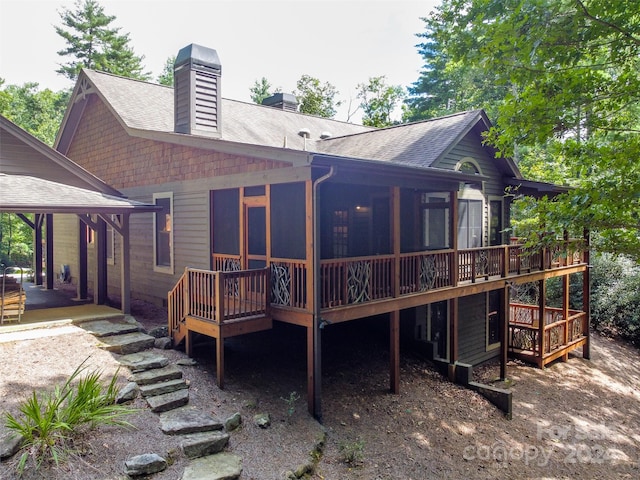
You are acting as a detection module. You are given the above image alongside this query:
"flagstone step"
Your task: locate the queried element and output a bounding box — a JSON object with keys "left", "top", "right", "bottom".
{"left": 181, "top": 453, "right": 242, "bottom": 480}
{"left": 118, "top": 351, "right": 170, "bottom": 372}
{"left": 180, "top": 431, "right": 230, "bottom": 459}
{"left": 146, "top": 388, "right": 190, "bottom": 413}
{"left": 99, "top": 332, "right": 155, "bottom": 354}
{"left": 139, "top": 378, "right": 189, "bottom": 397}
{"left": 130, "top": 364, "right": 183, "bottom": 385}
{"left": 160, "top": 406, "right": 224, "bottom": 435}
{"left": 80, "top": 318, "right": 141, "bottom": 337}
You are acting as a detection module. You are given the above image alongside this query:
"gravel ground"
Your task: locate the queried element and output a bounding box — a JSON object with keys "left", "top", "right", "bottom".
{"left": 0, "top": 297, "right": 639, "bottom": 479}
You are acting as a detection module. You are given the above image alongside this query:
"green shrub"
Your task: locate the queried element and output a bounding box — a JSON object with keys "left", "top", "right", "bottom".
{"left": 591, "top": 254, "right": 640, "bottom": 347}
{"left": 339, "top": 438, "right": 365, "bottom": 466}
{"left": 4, "top": 358, "right": 136, "bottom": 474}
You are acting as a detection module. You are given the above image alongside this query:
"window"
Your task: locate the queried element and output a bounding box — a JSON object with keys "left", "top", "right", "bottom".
{"left": 153, "top": 192, "right": 173, "bottom": 273}
{"left": 332, "top": 209, "right": 349, "bottom": 258}
{"left": 458, "top": 199, "right": 482, "bottom": 249}
{"left": 489, "top": 199, "right": 503, "bottom": 246}
{"left": 456, "top": 158, "right": 484, "bottom": 249}
{"left": 421, "top": 195, "right": 450, "bottom": 249}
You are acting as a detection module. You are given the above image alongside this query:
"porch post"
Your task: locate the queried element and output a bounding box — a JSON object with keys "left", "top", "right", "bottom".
{"left": 45, "top": 214, "right": 54, "bottom": 290}
{"left": 582, "top": 229, "right": 591, "bottom": 359}
{"left": 391, "top": 186, "right": 400, "bottom": 297}
{"left": 500, "top": 285, "right": 509, "bottom": 379}
{"left": 34, "top": 214, "right": 44, "bottom": 286}
{"left": 537, "top": 279, "right": 546, "bottom": 367}
{"left": 450, "top": 190, "right": 459, "bottom": 287}
{"left": 119, "top": 213, "right": 131, "bottom": 314}
{"left": 95, "top": 217, "right": 107, "bottom": 305}
{"left": 390, "top": 310, "right": 400, "bottom": 393}
{"left": 78, "top": 218, "right": 88, "bottom": 300}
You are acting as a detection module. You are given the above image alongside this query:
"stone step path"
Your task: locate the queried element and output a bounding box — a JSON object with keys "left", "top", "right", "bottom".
{"left": 76, "top": 315, "right": 242, "bottom": 479}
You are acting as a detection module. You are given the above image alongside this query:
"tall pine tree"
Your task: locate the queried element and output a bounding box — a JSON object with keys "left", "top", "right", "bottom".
{"left": 55, "top": 0, "right": 149, "bottom": 82}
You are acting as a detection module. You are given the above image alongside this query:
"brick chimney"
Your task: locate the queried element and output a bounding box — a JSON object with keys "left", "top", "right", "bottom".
{"left": 262, "top": 93, "right": 298, "bottom": 112}
{"left": 174, "top": 44, "right": 221, "bottom": 137}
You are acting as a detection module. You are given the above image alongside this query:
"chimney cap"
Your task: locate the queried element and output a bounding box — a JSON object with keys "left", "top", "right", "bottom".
{"left": 175, "top": 44, "right": 221, "bottom": 71}
{"left": 262, "top": 92, "right": 298, "bottom": 110}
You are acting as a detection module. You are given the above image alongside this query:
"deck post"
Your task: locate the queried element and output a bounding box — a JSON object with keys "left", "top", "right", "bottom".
{"left": 216, "top": 336, "right": 225, "bottom": 389}
{"left": 582, "top": 229, "right": 591, "bottom": 359}
{"left": 538, "top": 279, "right": 546, "bottom": 367}
{"left": 390, "top": 310, "right": 400, "bottom": 393}
{"left": 562, "top": 273, "right": 570, "bottom": 361}
{"left": 500, "top": 285, "right": 509, "bottom": 379}
{"left": 449, "top": 297, "right": 459, "bottom": 363}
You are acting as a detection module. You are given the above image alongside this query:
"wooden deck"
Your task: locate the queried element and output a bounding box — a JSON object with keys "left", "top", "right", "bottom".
{"left": 168, "top": 267, "right": 271, "bottom": 388}
{"left": 508, "top": 303, "right": 589, "bottom": 368}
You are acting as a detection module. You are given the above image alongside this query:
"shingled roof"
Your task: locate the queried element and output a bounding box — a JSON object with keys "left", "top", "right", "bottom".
{"left": 315, "top": 110, "right": 491, "bottom": 168}
{"left": 56, "top": 69, "right": 520, "bottom": 181}
{"left": 57, "top": 69, "right": 372, "bottom": 154}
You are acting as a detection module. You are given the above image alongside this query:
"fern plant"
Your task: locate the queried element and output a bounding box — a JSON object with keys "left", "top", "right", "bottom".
{"left": 4, "top": 358, "right": 136, "bottom": 474}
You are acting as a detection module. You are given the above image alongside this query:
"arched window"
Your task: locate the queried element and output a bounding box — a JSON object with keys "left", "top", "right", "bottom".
{"left": 456, "top": 158, "right": 483, "bottom": 249}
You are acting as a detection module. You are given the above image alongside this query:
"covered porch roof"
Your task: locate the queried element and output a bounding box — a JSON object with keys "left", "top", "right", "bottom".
{"left": 0, "top": 115, "right": 158, "bottom": 314}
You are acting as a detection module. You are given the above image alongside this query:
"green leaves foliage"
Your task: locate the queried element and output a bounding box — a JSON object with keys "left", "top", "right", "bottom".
{"left": 4, "top": 358, "right": 135, "bottom": 474}
{"left": 55, "top": 0, "right": 149, "bottom": 82}
{"left": 418, "top": 0, "right": 640, "bottom": 259}
{"left": 295, "top": 74, "right": 341, "bottom": 118}
{"left": 356, "top": 76, "right": 404, "bottom": 127}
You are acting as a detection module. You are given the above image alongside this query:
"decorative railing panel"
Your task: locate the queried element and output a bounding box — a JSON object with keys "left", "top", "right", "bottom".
{"left": 271, "top": 259, "right": 307, "bottom": 309}
{"left": 399, "top": 250, "right": 453, "bottom": 294}
{"left": 509, "top": 303, "right": 587, "bottom": 359}
{"left": 320, "top": 255, "right": 393, "bottom": 308}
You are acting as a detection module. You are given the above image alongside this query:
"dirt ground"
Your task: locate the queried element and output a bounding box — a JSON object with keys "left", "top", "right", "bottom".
{"left": 0, "top": 297, "right": 639, "bottom": 479}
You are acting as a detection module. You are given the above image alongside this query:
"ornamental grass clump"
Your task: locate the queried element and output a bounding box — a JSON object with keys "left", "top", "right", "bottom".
{"left": 4, "top": 357, "right": 136, "bottom": 474}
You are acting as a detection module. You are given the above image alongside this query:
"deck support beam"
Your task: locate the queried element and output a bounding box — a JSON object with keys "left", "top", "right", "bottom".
{"left": 500, "top": 285, "right": 509, "bottom": 379}
{"left": 216, "top": 337, "right": 225, "bottom": 389}
{"left": 449, "top": 297, "right": 459, "bottom": 364}
{"left": 390, "top": 310, "right": 400, "bottom": 393}
{"left": 583, "top": 229, "right": 591, "bottom": 360}
{"left": 538, "top": 279, "right": 546, "bottom": 367}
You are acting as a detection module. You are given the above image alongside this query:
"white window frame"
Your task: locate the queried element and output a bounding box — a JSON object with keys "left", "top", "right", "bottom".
{"left": 153, "top": 192, "right": 174, "bottom": 274}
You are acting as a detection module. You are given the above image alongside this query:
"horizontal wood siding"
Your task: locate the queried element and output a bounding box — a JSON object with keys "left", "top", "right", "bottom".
{"left": 52, "top": 214, "right": 80, "bottom": 286}
{"left": 457, "top": 293, "right": 499, "bottom": 365}
{"left": 435, "top": 131, "right": 509, "bottom": 247}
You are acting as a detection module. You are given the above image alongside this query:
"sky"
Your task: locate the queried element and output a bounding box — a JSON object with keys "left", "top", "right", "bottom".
{"left": 0, "top": 0, "right": 439, "bottom": 122}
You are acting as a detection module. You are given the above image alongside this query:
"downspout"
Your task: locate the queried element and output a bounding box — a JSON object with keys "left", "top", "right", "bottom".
{"left": 312, "top": 164, "right": 336, "bottom": 421}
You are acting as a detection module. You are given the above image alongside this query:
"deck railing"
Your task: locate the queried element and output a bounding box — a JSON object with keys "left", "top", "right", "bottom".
{"left": 508, "top": 303, "right": 588, "bottom": 358}
{"left": 210, "top": 241, "right": 584, "bottom": 312}
{"left": 168, "top": 267, "right": 270, "bottom": 330}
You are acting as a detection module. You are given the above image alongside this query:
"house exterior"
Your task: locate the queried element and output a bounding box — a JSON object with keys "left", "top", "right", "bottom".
{"left": 53, "top": 44, "right": 590, "bottom": 417}
{"left": 0, "top": 114, "right": 158, "bottom": 314}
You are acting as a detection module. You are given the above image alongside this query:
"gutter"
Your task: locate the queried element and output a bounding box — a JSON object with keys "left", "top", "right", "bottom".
{"left": 311, "top": 164, "right": 336, "bottom": 421}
